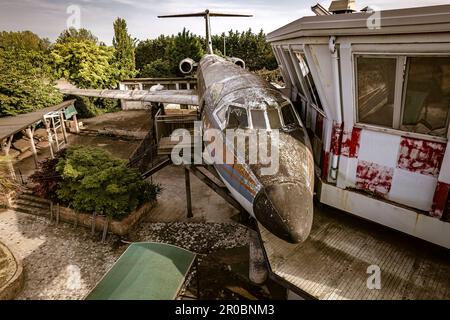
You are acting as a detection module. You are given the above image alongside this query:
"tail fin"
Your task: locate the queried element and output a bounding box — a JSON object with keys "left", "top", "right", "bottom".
{"left": 158, "top": 9, "right": 252, "bottom": 54}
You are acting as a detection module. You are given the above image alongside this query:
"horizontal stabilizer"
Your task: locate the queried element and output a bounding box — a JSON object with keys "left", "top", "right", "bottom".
{"left": 59, "top": 88, "right": 199, "bottom": 106}
{"left": 158, "top": 12, "right": 252, "bottom": 18}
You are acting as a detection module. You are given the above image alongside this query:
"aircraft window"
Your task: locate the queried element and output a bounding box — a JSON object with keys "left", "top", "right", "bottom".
{"left": 227, "top": 106, "right": 248, "bottom": 129}
{"left": 267, "top": 109, "right": 282, "bottom": 129}
{"left": 281, "top": 104, "right": 297, "bottom": 126}
{"left": 251, "top": 110, "right": 267, "bottom": 129}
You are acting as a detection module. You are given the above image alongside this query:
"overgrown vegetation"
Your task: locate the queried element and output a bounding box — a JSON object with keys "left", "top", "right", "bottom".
{"left": 135, "top": 28, "right": 277, "bottom": 77}
{"left": 30, "top": 146, "right": 161, "bottom": 220}
{"left": 1, "top": 21, "right": 279, "bottom": 117}
{"left": 0, "top": 31, "right": 63, "bottom": 116}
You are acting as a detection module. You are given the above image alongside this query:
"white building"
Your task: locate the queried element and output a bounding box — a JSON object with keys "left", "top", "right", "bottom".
{"left": 267, "top": 4, "right": 450, "bottom": 249}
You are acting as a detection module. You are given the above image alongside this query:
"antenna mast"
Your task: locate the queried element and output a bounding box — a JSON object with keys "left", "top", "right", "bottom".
{"left": 158, "top": 10, "right": 252, "bottom": 55}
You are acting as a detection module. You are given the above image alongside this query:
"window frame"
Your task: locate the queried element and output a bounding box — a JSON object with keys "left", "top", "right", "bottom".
{"left": 226, "top": 104, "right": 249, "bottom": 130}
{"left": 354, "top": 53, "right": 450, "bottom": 141}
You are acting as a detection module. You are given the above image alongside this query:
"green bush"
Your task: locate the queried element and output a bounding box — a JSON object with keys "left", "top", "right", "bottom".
{"left": 54, "top": 146, "right": 159, "bottom": 220}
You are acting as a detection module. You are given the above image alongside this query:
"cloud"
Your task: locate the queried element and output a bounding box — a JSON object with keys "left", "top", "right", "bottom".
{"left": 0, "top": 0, "right": 448, "bottom": 44}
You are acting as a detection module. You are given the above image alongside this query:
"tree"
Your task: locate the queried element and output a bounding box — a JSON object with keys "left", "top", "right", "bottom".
{"left": 55, "top": 146, "right": 160, "bottom": 219}
{"left": 0, "top": 30, "right": 50, "bottom": 52}
{"left": 0, "top": 48, "right": 62, "bottom": 116}
{"left": 135, "top": 35, "right": 172, "bottom": 74}
{"left": 51, "top": 40, "right": 118, "bottom": 89}
{"left": 211, "top": 29, "right": 277, "bottom": 71}
{"left": 166, "top": 28, "right": 204, "bottom": 76}
{"left": 113, "top": 18, "right": 137, "bottom": 80}
{"left": 141, "top": 59, "right": 174, "bottom": 78}
{"left": 56, "top": 28, "right": 98, "bottom": 44}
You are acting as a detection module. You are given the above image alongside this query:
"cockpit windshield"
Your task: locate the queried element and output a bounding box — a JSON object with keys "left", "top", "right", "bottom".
{"left": 281, "top": 104, "right": 297, "bottom": 126}
{"left": 227, "top": 105, "right": 248, "bottom": 129}
{"left": 251, "top": 110, "right": 267, "bottom": 129}
{"left": 267, "top": 109, "right": 282, "bottom": 129}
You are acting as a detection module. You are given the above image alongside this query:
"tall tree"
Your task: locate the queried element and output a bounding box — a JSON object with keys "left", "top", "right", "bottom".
{"left": 56, "top": 27, "right": 98, "bottom": 44}
{"left": 0, "top": 31, "right": 62, "bottom": 117}
{"left": 0, "top": 30, "right": 50, "bottom": 52}
{"left": 113, "top": 18, "right": 136, "bottom": 80}
{"left": 166, "top": 28, "right": 204, "bottom": 76}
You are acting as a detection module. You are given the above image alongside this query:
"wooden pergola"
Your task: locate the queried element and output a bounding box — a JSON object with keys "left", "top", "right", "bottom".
{"left": 0, "top": 100, "right": 77, "bottom": 179}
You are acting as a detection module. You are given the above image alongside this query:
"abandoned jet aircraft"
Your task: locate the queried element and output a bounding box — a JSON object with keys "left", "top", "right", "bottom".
{"left": 58, "top": 10, "right": 315, "bottom": 244}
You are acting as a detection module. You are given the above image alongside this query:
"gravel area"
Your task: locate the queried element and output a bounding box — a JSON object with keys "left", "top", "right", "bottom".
{"left": 0, "top": 210, "right": 125, "bottom": 300}
{"left": 131, "top": 222, "right": 250, "bottom": 254}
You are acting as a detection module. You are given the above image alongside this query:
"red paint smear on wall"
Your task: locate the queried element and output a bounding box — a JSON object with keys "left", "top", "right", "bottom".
{"left": 431, "top": 181, "right": 450, "bottom": 219}
{"left": 356, "top": 160, "right": 393, "bottom": 196}
{"left": 330, "top": 122, "right": 343, "bottom": 156}
{"left": 397, "top": 137, "right": 446, "bottom": 177}
{"left": 341, "top": 127, "right": 362, "bottom": 158}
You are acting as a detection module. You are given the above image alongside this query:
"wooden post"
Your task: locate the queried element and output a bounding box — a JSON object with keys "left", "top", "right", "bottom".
{"left": 50, "top": 201, "right": 53, "bottom": 222}
{"left": 74, "top": 210, "right": 78, "bottom": 228}
{"left": 43, "top": 117, "right": 54, "bottom": 159}
{"left": 91, "top": 212, "right": 97, "bottom": 236}
{"left": 72, "top": 114, "right": 80, "bottom": 134}
{"left": 102, "top": 216, "right": 110, "bottom": 243}
{"left": 59, "top": 111, "right": 68, "bottom": 144}
{"left": 56, "top": 203, "right": 60, "bottom": 225}
{"left": 51, "top": 117, "right": 60, "bottom": 151}
{"left": 1, "top": 135, "right": 16, "bottom": 180}
{"left": 185, "top": 167, "right": 193, "bottom": 218}
{"left": 26, "top": 127, "right": 39, "bottom": 168}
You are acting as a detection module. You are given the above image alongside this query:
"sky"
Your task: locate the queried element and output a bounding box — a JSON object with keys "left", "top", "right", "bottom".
{"left": 0, "top": 0, "right": 449, "bottom": 44}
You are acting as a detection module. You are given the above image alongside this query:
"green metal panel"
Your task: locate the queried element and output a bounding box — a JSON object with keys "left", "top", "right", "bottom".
{"left": 85, "top": 242, "right": 196, "bottom": 300}
{"left": 64, "top": 105, "right": 77, "bottom": 119}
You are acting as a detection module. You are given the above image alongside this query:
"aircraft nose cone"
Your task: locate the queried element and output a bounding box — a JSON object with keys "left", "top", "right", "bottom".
{"left": 253, "top": 182, "right": 313, "bottom": 243}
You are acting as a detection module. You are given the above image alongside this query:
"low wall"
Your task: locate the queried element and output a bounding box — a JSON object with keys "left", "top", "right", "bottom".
{"left": 0, "top": 242, "right": 24, "bottom": 300}
{"left": 56, "top": 202, "right": 154, "bottom": 236}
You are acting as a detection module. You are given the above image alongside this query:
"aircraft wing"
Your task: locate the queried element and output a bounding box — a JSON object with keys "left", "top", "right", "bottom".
{"left": 59, "top": 88, "right": 199, "bottom": 106}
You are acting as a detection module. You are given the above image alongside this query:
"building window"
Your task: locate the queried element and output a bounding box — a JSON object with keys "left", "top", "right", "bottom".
{"left": 356, "top": 55, "right": 450, "bottom": 138}
{"left": 293, "top": 52, "right": 323, "bottom": 110}
{"left": 356, "top": 56, "right": 397, "bottom": 128}
{"left": 401, "top": 57, "right": 450, "bottom": 137}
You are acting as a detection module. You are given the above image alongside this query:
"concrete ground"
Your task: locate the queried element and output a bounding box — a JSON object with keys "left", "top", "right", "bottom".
{"left": 146, "top": 165, "right": 239, "bottom": 223}
{"left": 80, "top": 110, "right": 151, "bottom": 133}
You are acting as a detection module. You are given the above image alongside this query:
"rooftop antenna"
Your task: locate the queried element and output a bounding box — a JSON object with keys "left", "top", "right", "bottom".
{"left": 158, "top": 10, "right": 252, "bottom": 54}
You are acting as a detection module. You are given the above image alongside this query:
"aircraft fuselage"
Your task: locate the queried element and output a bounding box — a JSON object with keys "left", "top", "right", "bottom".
{"left": 196, "top": 54, "right": 314, "bottom": 243}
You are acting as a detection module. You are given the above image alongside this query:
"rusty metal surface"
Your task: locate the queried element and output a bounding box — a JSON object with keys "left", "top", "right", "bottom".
{"left": 260, "top": 205, "right": 450, "bottom": 300}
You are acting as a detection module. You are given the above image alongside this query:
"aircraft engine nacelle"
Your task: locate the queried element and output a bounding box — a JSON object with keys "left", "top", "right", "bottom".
{"left": 230, "top": 57, "right": 245, "bottom": 69}
{"left": 179, "top": 58, "right": 197, "bottom": 74}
